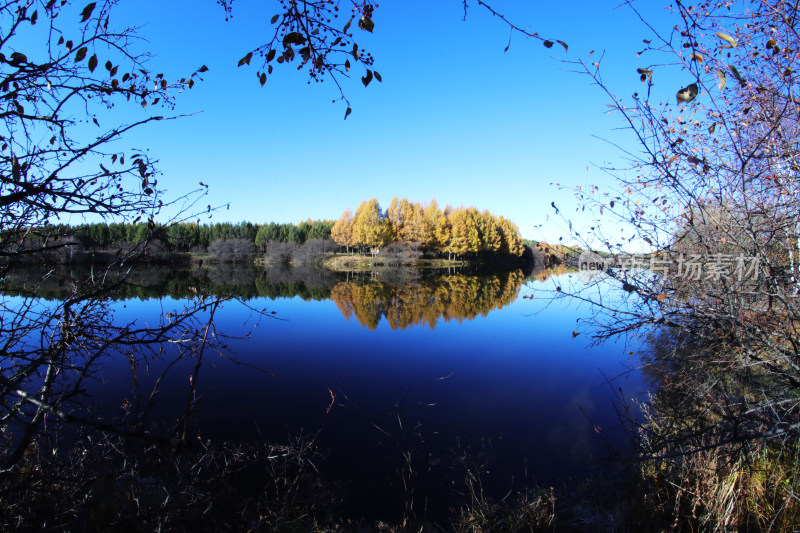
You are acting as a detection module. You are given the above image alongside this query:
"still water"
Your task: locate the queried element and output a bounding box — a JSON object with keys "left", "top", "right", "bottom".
{"left": 7, "top": 264, "right": 649, "bottom": 518}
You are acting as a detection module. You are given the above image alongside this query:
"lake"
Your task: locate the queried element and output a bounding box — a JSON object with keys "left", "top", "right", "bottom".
{"left": 3, "top": 263, "right": 649, "bottom": 521}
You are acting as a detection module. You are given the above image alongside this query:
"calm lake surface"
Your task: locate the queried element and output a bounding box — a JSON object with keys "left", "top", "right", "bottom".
{"left": 6, "top": 264, "right": 649, "bottom": 519}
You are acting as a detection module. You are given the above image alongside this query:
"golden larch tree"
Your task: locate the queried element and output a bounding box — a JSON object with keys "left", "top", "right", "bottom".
{"left": 331, "top": 208, "right": 355, "bottom": 253}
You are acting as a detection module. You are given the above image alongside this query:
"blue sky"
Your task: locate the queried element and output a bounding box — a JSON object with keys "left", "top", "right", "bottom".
{"left": 94, "top": 0, "right": 683, "bottom": 241}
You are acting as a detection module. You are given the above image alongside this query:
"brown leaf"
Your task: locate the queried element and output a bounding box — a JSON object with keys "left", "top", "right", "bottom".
{"left": 729, "top": 64, "right": 745, "bottom": 85}
{"left": 237, "top": 52, "right": 253, "bottom": 67}
{"left": 358, "top": 16, "right": 374, "bottom": 32}
{"left": 361, "top": 69, "right": 373, "bottom": 87}
{"left": 80, "top": 2, "right": 96, "bottom": 23}
{"left": 283, "top": 32, "right": 306, "bottom": 46}
{"left": 676, "top": 82, "right": 698, "bottom": 104}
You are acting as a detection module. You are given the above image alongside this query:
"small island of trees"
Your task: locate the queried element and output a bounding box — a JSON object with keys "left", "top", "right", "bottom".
{"left": 331, "top": 197, "right": 526, "bottom": 259}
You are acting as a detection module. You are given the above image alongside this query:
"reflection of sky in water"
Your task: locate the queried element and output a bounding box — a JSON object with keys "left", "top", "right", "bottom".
{"left": 82, "top": 273, "right": 648, "bottom": 514}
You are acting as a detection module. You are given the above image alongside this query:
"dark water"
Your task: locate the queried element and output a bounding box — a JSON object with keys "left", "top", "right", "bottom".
{"left": 6, "top": 264, "right": 648, "bottom": 519}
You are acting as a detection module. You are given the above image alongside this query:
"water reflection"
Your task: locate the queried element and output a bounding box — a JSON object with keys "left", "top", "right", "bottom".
{"left": 2, "top": 264, "right": 529, "bottom": 332}
{"left": 2, "top": 263, "right": 342, "bottom": 301}
{"left": 331, "top": 271, "right": 524, "bottom": 330}
{"left": 1, "top": 262, "right": 647, "bottom": 521}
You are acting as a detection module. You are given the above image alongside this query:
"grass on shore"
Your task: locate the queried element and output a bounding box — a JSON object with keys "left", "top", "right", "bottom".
{"left": 321, "top": 253, "right": 470, "bottom": 272}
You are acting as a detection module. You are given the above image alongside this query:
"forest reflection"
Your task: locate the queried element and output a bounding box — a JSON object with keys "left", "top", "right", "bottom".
{"left": 330, "top": 270, "right": 524, "bottom": 330}
{"left": 4, "top": 264, "right": 533, "bottom": 330}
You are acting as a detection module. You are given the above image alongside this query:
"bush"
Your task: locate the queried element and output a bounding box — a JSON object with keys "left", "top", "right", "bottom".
{"left": 293, "top": 238, "right": 335, "bottom": 264}
{"left": 376, "top": 242, "right": 423, "bottom": 266}
{"left": 207, "top": 238, "right": 257, "bottom": 263}
{"left": 264, "top": 241, "right": 299, "bottom": 266}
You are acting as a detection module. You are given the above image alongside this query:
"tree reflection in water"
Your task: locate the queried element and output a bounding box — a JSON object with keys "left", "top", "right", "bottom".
{"left": 330, "top": 271, "right": 524, "bottom": 330}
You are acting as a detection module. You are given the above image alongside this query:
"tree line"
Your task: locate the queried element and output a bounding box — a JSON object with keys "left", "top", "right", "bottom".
{"left": 331, "top": 198, "right": 526, "bottom": 259}
{"left": 10, "top": 202, "right": 527, "bottom": 261}
{"left": 25, "top": 220, "right": 336, "bottom": 253}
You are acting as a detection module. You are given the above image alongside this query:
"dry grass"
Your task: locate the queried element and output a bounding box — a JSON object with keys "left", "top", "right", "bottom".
{"left": 633, "top": 443, "right": 800, "bottom": 532}
{"left": 453, "top": 488, "right": 556, "bottom": 533}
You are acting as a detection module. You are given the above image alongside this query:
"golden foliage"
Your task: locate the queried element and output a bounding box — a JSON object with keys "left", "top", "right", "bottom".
{"left": 332, "top": 198, "right": 526, "bottom": 257}
{"left": 330, "top": 271, "right": 524, "bottom": 330}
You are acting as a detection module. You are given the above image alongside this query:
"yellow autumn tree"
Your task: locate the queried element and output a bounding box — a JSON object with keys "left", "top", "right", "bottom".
{"left": 446, "top": 208, "right": 471, "bottom": 259}
{"left": 480, "top": 210, "right": 503, "bottom": 253}
{"left": 385, "top": 197, "right": 404, "bottom": 242}
{"left": 351, "top": 198, "right": 389, "bottom": 251}
{"left": 498, "top": 216, "right": 525, "bottom": 256}
{"left": 331, "top": 208, "right": 355, "bottom": 253}
{"left": 402, "top": 201, "right": 434, "bottom": 248}
{"left": 332, "top": 198, "right": 525, "bottom": 258}
{"left": 425, "top": 199, "right": 447, "bottom": 252}
{"left": 463, "top": 207, "right": 483, "bottom": 254}
{"left": 434, "top": 204, "right": 452, "bottom": 256}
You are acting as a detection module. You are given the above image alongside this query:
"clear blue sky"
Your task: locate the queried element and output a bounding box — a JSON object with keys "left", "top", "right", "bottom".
{"left": 94, "top": 0, "right": 684, "bottom": 241}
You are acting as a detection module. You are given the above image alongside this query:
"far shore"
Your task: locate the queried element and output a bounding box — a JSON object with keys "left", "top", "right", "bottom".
{"left": 8, "top": 240, "right": 575, "bottom": 274}
{"left": 315, "top": 252, "right": 534, "bottom": 272}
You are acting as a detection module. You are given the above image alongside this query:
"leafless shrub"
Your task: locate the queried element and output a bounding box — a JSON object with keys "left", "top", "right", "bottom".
{"left": 537, "top": 1, "right": 800, "bottom": 528}
{"left": 206, "top": 238, "right": 258, "bottom": 263}
{"left": 293, "top": 238, "right": 335, "bottom": 264}
{"left": 377, "top": 242, "right": 424, "bottom": 266}
{"left": 264, "top": 241, "right": 300, "bottom": 266}
{"left": 0, "top": 1, "right": 250, "bottom": 502}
